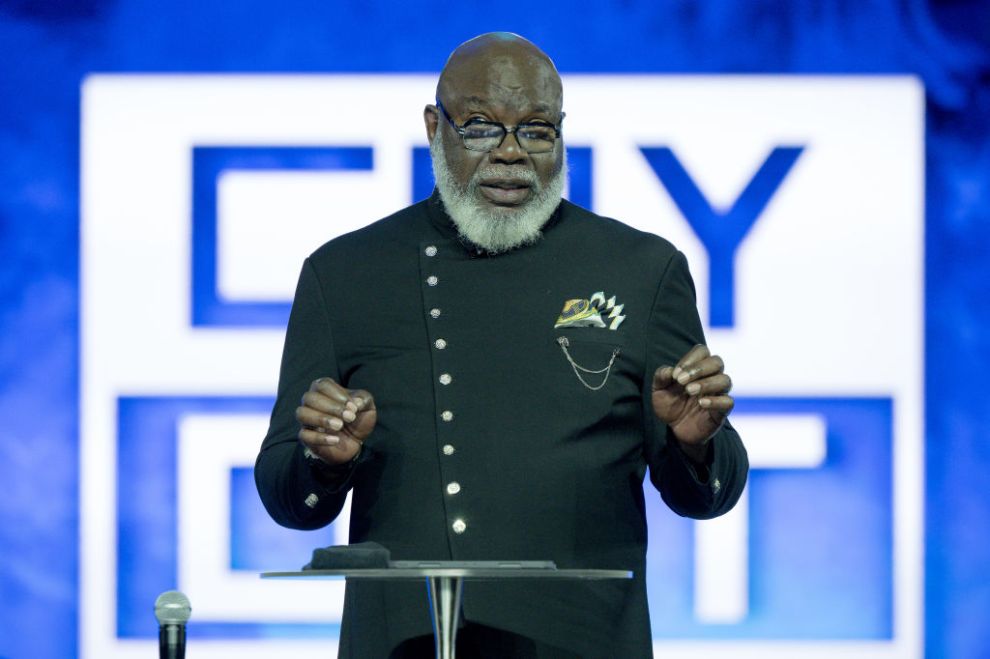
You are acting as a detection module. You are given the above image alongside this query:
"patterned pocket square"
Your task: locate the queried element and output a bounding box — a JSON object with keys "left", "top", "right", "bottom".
{"left": 554, "top": 291, "right": 625, "bottom": 330}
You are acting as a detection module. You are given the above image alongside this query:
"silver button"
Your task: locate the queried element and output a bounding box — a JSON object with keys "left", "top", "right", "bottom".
{"left": 439, "top": 373, "right": 452, "bottom": 385}
{"left": 441, "top": 410, "right": 454, "bottom": 422}
{"left": 712, "top": 478, "right": 722, "bottom": 494}
{"left": 426, "top": 275, "right": 439, "bottom": 286}
{"left": 434, "top": 338, "right": 447, "bottom": 350}
{"left": 452, "top": 519, "right": 466, "bottom": 534}
{"left": 304, "top": 493, "right": 319, "bottom": 508}
{"left": 446, "top": 482, "right": 461, "bottom": 495}
{"left": 442, "top": 444, "right": 455, "bottom": 455}
{"left": 430, "top": 308, "right": 441, "bottom": 318}
{"left": 425, "top": 245, "right": 438, "bottom": 256}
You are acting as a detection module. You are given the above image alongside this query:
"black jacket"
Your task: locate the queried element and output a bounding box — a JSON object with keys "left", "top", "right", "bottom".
{"left": 255, "top": 193, "right": 749, "bottom": 657}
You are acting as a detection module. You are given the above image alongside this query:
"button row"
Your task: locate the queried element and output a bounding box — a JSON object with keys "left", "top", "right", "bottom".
{"left": 425, "top": 245, "right": 460, "bottom": 529}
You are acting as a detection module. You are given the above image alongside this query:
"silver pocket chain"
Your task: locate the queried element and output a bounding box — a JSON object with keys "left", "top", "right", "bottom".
{"left": 556, "top": 336, "right": 620, "bottom": 391}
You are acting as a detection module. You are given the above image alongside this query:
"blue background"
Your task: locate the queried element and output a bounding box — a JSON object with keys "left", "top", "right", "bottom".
{"left": 1, "top": 1, "right": 988, "bottom": 657}
{"left": 644, "top": 396, "right": 895, "bottom": 639}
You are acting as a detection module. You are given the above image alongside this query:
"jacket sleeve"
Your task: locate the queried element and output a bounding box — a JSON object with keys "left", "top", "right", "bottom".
{"left": 642, "top": 250, "right": 749, "bottom": 519}
{"left": 254, "top": 257, "right": 354, "bottom": 530}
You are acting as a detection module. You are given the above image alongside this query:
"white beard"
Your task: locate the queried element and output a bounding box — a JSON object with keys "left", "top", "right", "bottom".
{"left": 430, "top": 132, "right": 567, "bottom": 254}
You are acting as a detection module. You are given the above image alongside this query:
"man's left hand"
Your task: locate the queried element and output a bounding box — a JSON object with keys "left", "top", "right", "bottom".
{"left": 652, "top": 345, "right": 734, "bottom": 462}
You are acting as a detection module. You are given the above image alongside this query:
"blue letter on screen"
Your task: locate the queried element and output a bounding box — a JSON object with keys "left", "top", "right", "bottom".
{"left": 640, "top": 146, "right": 804, "bottom": 328}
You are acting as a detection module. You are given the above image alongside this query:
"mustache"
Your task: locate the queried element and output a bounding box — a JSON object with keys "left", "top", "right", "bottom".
{"left": 470, "top": 167, "right": 540, "bottom": 187}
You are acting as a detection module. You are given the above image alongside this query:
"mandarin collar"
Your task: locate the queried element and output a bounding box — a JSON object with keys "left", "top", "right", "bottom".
{"left": 424, "top": 188, "right": 564, "bottom": 257}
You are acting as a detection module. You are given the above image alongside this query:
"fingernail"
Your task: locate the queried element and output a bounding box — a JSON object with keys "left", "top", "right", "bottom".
{"left": 699, "top": 398, "right": 711, "bottom": 408}
{"left": 677, "top": 372, "right": 691, "bottom": 384}
{"left": 672, "top": 367, "right": 682, "bottom": 379}
{"left": 686, "top": 383, "right": 701, "bottom": 395}
{"left": 325, "top": 435, "right": 339, "bottom": 445}
{"left": 329, "top": 417, "right": 343, "bottom": 430}
{"left": 342, "top": 409, "right": 356, "bottom": 422}
{"left": 345, "top": 400, "right": 357, "bottom": 413}
{"left": 353, "top": 397, "right": 365, "bottom": 410}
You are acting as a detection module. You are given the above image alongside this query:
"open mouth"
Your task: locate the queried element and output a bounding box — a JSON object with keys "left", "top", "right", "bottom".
{"left": 478, "top": 179, "right": 532, "bottom": 206}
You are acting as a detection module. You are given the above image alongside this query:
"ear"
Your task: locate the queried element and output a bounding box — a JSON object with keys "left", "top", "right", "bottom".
{"left": 424, "top": 105, "right": 439, "bottom": 143}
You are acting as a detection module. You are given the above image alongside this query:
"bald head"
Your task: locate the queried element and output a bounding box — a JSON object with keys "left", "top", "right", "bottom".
{"left": 436, "top": 32, "right": 562, "bottom": 114}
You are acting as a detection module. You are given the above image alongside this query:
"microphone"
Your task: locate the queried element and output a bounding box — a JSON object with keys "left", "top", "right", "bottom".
{"left": 154, "top": 590, "right": 191, "bottom": 659}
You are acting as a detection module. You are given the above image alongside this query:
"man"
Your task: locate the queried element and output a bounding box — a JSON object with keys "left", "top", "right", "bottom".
{"left": 256, "top": 33, "right": 748, "bottom": 658}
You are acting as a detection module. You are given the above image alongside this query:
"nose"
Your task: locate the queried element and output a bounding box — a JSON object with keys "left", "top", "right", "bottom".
{"left": 489, "top": 130, "right": 528, "bottom": 165}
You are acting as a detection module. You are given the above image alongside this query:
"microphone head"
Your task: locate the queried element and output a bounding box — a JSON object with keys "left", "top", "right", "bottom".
{"left": 154, "top": 590, "right": 191, "bottom": 625}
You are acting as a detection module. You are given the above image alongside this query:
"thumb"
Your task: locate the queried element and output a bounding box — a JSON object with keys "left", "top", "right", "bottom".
{"left": 653, "top": 366, "right": 675, "bottom": 392}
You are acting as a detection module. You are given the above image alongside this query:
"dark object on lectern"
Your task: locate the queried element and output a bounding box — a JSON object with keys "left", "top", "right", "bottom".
{"left": 304, "top": 541, "right": 391, "bottom": 570}
{"left": 154, "top": 590, "right": 190, "bottom": 659}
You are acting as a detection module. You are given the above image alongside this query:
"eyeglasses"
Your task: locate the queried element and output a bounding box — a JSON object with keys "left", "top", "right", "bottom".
{"left": 436, "top": 99, "right": 564, "bottom": 154}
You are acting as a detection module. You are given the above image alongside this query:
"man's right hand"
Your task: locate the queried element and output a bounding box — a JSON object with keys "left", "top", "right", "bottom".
{"left": 296, "top": 378, "right": 377, "bottom": 465}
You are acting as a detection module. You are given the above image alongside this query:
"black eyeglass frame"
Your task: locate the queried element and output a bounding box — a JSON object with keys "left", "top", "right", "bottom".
{"left": 435, "top": 99, "right": 565, "bottom": 153}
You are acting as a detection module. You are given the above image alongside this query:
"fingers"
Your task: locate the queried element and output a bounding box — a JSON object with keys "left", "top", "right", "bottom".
{"left": 673, "top": 351, "right": 724, "bottom": 387}
{"left": 297, "top": 378, "right": 377, "bottom": 449}
{"left": 655, "top": 346, "right": 727, "bottom": 390}
{"left": 309, "top": 378, "right": 375, "bottom": 411}
{"left": 654, "top": 346, "right": 734, "bottom": 410}
{"left": 299, "top": 425, "right": 341, "bottom": 448}
{"left": 348, "top": 388, "right": 376, "bottom": 412}
{"left": 671, "top": 344, "right": 710, "bottom": 380}
{"left": 298, "top": 393, "right": 354, "bottom": 426}
{"left": 682, "top": 369, "right": 732, "bottom": 410}
{"left": 300, "top": 378, "right": 363, "bottom": 422}
{"left": 655, "top": 370, "right": 734, "bottom": 409}
{"left": 298, "top": 426, "right": 362, "bottom": 465}
{"left": 697, "top": 394, "right": 734, "bottom": 413}
{"left": 683, "top": 373, "right": 732, "bottom": 397}
{"left": 296, "top": 404, "right": 350, "bottom": 432}
{"left": 309, "top": 377, "right": 351, "bottom": 405}
{"left": 299, "top": 380, "right": 356, "bottom": 453}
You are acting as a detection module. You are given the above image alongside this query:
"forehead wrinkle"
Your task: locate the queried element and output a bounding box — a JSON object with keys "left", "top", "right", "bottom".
{"left": 436, "top": 33, "right": 562, "bottom": 111}
{"left": 458, "top": 95, "right": 553, "bottom": 111}
{"left": 447, "top": 78, "right": 559, "bottom": 115}
{"left": 445, "top": 70, "right": 561, "bottom": 115}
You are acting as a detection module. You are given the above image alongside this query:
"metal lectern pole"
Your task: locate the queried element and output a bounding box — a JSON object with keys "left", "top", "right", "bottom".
{"left": 427, "top": 575, "right": 463, "bottom": 659}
